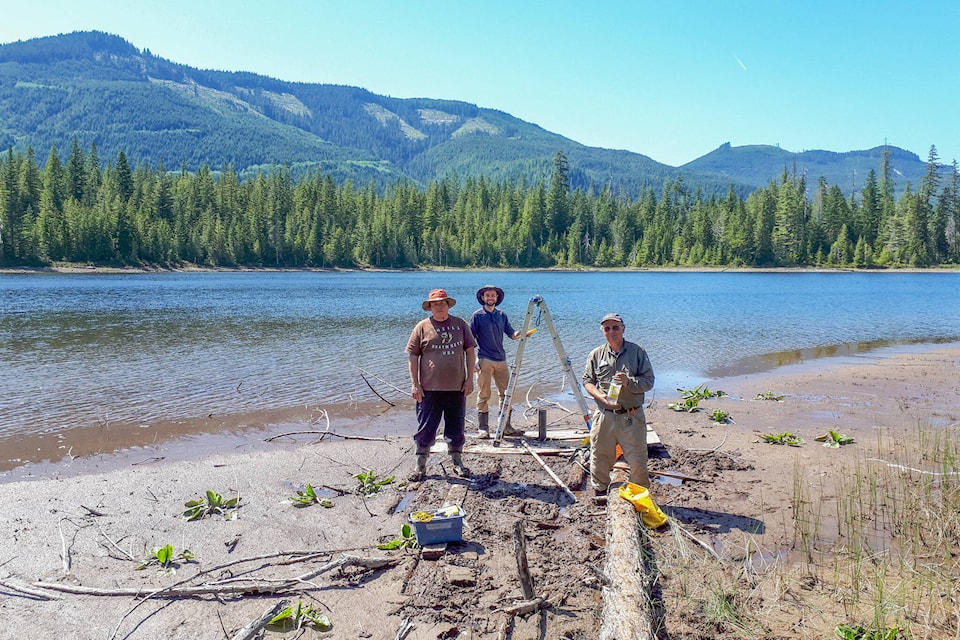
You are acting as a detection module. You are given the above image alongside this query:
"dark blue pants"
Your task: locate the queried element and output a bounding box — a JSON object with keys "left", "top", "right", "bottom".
{"left": 414, "top": 390, "right": 466, "bottom": 455}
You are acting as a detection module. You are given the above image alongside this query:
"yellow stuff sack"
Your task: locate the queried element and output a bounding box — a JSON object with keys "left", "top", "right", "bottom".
{"left": 618, "top": 482, "right": 669, "bottom": 528}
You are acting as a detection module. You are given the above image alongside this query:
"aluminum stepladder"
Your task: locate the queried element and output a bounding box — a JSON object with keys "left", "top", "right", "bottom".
{"left": 492, "top": 296, "right": 593, "bottom": 446}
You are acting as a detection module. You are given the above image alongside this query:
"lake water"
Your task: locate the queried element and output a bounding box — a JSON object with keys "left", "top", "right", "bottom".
{"left": 2, "top": 270, "right": 959, "bottom": 446}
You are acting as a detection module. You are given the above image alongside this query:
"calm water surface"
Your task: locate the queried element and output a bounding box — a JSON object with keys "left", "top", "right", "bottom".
{"left": 2, "top": 271, "right": 959, "bottom": 443}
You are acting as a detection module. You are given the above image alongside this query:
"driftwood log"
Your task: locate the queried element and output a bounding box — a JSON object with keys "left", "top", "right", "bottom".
{"left": 599, "top": 477, "right": 654, "bottom": 640}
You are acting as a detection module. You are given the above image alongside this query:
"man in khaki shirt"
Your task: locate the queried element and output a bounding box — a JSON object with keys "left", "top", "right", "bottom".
{"left": 582, "top": 313, "right": 655, "bottom": 501}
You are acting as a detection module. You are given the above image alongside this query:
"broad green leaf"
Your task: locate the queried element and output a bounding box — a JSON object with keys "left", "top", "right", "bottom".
{"left": 155, "top": 544, "right": 173, "bottom": 565}
{"left": 377, "top": 539, "right": 404, "bottom": 550}
{"left": 269, "top": 606, "right": 294, "bottom": 624}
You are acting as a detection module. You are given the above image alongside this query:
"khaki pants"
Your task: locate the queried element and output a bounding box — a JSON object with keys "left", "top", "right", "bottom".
{"left": 476, "top": 358, "right": 510, "bottom": 414}
{"left": 590, "top": 407, "right": 649, "bottom": 491}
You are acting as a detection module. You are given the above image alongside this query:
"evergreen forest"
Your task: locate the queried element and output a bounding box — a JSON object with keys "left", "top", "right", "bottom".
{"left": 1, "top": 142, "right": 958, "bottom": 270}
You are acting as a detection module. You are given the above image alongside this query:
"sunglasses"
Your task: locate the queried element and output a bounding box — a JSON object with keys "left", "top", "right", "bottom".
{"left": 602, "top": 325, "right": 623, "bottom": 332}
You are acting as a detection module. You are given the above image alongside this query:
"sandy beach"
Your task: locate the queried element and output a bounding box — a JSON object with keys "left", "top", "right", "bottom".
{"left": 0, "top": 343, "right": 958, "bottom": 639}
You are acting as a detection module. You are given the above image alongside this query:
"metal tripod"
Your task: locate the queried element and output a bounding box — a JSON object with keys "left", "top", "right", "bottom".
{"left": 493, "top": 296, "right": 593, "bottom": 446}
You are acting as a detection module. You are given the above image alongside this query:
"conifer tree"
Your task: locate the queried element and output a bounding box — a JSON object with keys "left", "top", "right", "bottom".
{"left": 859, "top": 169, "right": 881, "bottom": 246}
{"left": 36, "top": 145, "right": 69, "bottom": 260}
{"left": 546, "top": 150, "right": 570, "bottom": 236}
{"left": 66, "top": 137, "right": 86, "bottom": 204}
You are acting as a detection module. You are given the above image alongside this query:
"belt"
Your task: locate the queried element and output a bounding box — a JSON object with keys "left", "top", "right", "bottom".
{"left": 606, "top": 407, "right": 636, "bottom": 415}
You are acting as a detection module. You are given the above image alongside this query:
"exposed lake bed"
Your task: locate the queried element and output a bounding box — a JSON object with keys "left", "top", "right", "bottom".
{"left": 0, "top": 343, "right": 957, "bottom": 638}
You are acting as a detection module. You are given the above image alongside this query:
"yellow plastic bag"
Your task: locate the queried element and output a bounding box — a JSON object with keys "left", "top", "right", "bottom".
{"left": 618, "top": 482, "right": 669, "bottom": 528}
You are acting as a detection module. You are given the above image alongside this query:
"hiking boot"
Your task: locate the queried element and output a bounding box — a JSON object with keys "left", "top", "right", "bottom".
{"left": 593, "top": 488, "right": 608, "bottom": 505}
{"left": 451, "top": 452, "right": 472, "bottom": 478}
{"left": 407, "top": 454, "right": 427, "bottom": 482}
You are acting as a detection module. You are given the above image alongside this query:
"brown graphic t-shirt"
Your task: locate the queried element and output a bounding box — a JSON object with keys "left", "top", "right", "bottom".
{"left": 406, "top": 316, "right": 476, "bottom": 391}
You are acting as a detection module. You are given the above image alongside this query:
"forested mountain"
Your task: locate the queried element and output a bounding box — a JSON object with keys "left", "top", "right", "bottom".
{"left": 0, "top": 31, "right": 693, "bottom": 194}
{"left": 1, "top": 31, "right": 956, "bottom": 272}
{"left": 0, "top": 31, "right": 932, "bottom": 196}
{"left": 683, "top": 143, "right": 929, "bottom": 197}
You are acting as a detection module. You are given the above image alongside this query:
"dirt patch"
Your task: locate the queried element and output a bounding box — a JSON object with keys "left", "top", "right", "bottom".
{"left": 393, "top": 452, "right": 603, "bottom": 639}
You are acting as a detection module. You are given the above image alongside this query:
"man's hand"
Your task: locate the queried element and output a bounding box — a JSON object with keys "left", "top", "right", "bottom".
{"left": 600, "top": 396, "right": 619, "bottom": 409}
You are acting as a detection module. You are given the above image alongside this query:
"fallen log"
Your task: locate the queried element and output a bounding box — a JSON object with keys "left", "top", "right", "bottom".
{"left": 599, "top": 478, "right": 655, "bottom": 640}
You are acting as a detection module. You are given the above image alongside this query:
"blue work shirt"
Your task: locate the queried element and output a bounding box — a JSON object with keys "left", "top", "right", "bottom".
{"left": 469, "top": 307, "right": 516, "bottom": 362}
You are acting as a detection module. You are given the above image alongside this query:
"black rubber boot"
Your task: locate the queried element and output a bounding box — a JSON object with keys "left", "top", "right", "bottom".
{"left": 478, "top": 412, "right": 490, "bottom": 439}
{"left": 408, "top": 454, "right": 428, "bottom": 482}
{"left": 450, "top": 452, "right": 471, "bottom": 478}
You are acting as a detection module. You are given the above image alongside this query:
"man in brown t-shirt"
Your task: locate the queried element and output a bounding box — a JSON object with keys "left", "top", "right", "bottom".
{"left": 406, "top": 288, "right": 477, "bottom": 481}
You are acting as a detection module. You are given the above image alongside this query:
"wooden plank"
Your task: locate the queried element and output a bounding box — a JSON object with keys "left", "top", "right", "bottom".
{"left": 466, "top": 444, "right": 573, "bottom": 456}
{"left": 541, "top": 424, "right": 661, "bottom": 446}
{"left": 431, "top": 425, "right": 663, "bottom": 455}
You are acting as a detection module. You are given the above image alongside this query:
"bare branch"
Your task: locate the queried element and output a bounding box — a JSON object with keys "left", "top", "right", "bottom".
{"left": 34, "top": 555, "right": 399, "bottom": 599}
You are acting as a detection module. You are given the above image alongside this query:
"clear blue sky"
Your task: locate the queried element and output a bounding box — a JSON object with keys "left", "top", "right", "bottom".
{"left": 2, "top": 1, "right": 957, "bottom": 167}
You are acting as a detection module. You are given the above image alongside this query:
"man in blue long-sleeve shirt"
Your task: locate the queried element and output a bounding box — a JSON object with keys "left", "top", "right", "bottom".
{"left": 469, "top": 285, "right": 524, "bottom": 438}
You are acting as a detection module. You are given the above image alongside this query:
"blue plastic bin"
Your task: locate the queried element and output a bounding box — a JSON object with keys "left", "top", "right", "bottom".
{"left": 408, "top": 506, "right": 465, "bottom": 545}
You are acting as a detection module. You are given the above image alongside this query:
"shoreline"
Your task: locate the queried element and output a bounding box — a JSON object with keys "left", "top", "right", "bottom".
{"left": 3, "top": 263, "right": 960, "bottom": 275}
{"left": 4, "top": 340, "right": 958, "bottom": 485}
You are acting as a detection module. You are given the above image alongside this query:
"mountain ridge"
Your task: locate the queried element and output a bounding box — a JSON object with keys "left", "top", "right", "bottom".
{"left": 0, "top": 31, "right": 932, "bottom": 195}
